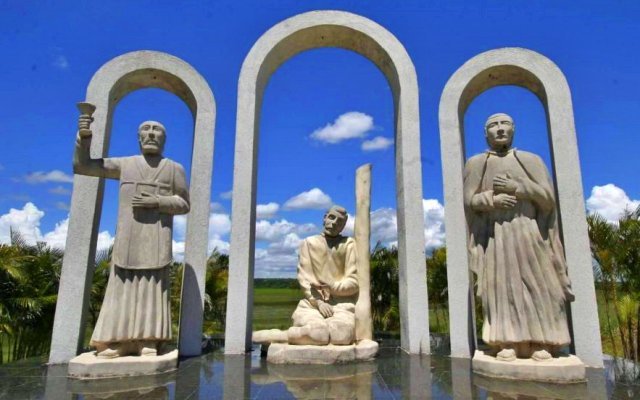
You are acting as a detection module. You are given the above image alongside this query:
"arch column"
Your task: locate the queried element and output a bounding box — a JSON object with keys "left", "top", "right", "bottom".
{"left": 49, "top": 50, "right": 215, "bottom": 363}
{"left": 225, "top": 10, "right": 429, "bottom": 354}
{"left": 439, "top": 47, "right": 602, "bottom": 367}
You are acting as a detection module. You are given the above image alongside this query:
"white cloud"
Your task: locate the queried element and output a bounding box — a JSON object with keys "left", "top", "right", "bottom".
{"left": 255, "top": 219, "right": 317, "bottom": 242}
{"left": 361, "top": 136, "right": 393, "bottom": 151}
{"left": 0, "top": 204, "right": 113, "bottom": 251}
{"left": 256, "top": 202, "right": 279, "bottom": 219}
{"left": 252, "top": 199, "right": 446, "bottom": 278}
{"left": 341, "top": 199, "right": 445, "bottom": 251}
{"left": 210, "top": 202, "right": 225, "bottom": 212}
{"left": 342, "top": 213, "right": 355, "bottom": 237}
{"left": 209, "top": 213, "right": 231, "bottom": 236}
{"left": 173, "top": 212, "right": 231, "bottom": 260}
{"left": 423, "top": 199, "right": 446, "bottom": 250}
{"left": 370, "top": 207, "right": 398, "bottom": 244}
{"left": 283, "top": 188, "right": 332, "bottom": 210}
{"left": 53, "top": 55, "right": 69, "bottom": 70}
{"left": 55, "top": 201, "right": 70, "bottom": 211}
{"left": 208, "top": 236, "right": 230, "bottom": 254}
{"left": 310, "top": 112, "right": 374, "bottom": 144}
{"left": 0, "top": 202, "right": 44, "bottom": 244}
{"left": 172, "top": 240, "right": 186, "bottom": 261}
{"left": 586, "top": 184, "right": 640, "bottom": 223}
{"left": 49, "top": 186, "right": 72, "bottom": 195}
{"left": 220, "top": 190, "right": 233, "bottom": 200}
{"left": 41, "top": 217, "right": 113, "bottom": 251}
{"left": 25, "top": 170, "right": 73, "bottom": 184}
{"left": 255, "top": 248, "right": 299, "bottom": 278}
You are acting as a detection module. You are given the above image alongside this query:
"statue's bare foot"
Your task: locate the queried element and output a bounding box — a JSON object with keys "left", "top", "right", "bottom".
{"left": 96, "top": 346, "right": 120, "bottom": 359}
{"left": 140, "top": 343, "right": 157, "bottom": 357}
{"left": 496, "top": 348, "right": 516, "bottom": 362}
{"left": 531, "top": 349, "right": 552, "bottom": 362}
{"left": 253, "top": 329, "right": 288, "bottom": 344}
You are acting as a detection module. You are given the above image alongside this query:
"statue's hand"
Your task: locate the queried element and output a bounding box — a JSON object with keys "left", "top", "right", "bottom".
{"left": 317, "top": 300, "right": 334, "bottom": 318}
{"left": 493, "top": 174, "right": 521, "bottom": 194}
{"left": 78, "top": 115, "right": 94, "bottom": 138}
{"left": 494, "top": 193, "right": 517, "bottom": 209}
{"left": 132, "top": 192, "right": 160, "bottom": 208}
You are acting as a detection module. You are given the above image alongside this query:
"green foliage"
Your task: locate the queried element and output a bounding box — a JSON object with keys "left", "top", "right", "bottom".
{"left": 203, "top": 248, "right": 229, "bottom": 333}
{"left": 254, "top": 278, "right": 298, "bottom": 289}
{"left": 588, "top": 206, "right": 640, "bottom": 360}
{"left": 426, "top": 247, "right": 449, "bottom": 333}
{"left": 370, "top": 243, "right": 400, "bottom": 332}
{"left": 0, "top": 231, "right": 62, "bottom": 363}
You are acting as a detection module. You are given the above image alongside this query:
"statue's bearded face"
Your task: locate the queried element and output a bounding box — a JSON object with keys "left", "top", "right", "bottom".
{"left": 138, "top": 121, "right": 166, "bottom": 155}
{"left": 485, "top": 114, "right": 514, "bottom": 152}
{"left": 323, "top": 208, "right": 347, "bottom": 237}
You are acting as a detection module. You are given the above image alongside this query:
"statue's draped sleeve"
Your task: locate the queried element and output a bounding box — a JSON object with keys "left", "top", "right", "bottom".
{"left": 514, "top": 151, "right": 574, "bottom": 301}
{"left": 297, "top": 239, "right": 320, "bottom": 306}
{"left": 157, "top": 163, "right": 190, "bottom": 215}
{"left": 463, "top": 153, "right": 489, "bottom": 279}
{"left": 511, "top": 151, "right": 554, "bottom": 213}
{"left": 73, "top": 135, "right": 122, "bottom": 179}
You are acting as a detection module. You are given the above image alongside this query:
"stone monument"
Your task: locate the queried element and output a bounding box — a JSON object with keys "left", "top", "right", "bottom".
{"left": 252, "top": 165, "right": 378, "bottom": 364}
{"left": 68, "top": 104, "right": 189, "bottom": 378}
{"left": 465, "top": 113, "right": 584, "bottom": 382}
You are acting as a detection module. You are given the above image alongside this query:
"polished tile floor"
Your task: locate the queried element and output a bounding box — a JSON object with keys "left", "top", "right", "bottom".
{"left": 0, "top": 343, "right": 638, "bottom": 399}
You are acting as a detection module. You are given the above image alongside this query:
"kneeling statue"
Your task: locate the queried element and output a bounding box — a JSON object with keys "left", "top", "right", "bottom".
{"left": 254, "top": 206, "right": 358, "bottom": 346}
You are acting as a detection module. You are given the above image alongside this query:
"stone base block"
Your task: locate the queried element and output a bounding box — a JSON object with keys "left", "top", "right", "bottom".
{"left": 68, "top": 349, "right": 178, "bottom": 379}
{"left": 267, "top": 340, "right": 378, "bottom": 364}
{"left": 472, "top": 350, "right": 586, "bottom": 383}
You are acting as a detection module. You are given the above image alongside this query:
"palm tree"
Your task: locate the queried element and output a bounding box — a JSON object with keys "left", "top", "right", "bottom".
{"left": 203, "top": 248, "right": 229, "bottom": 333}
{"left": 0, "top": 230, "right": 62, "bottom": 363}
{"left": 370, "top": 243, "right": 400, "bottom": 332}
{"left": 426, "top": 247, "right": 448, "bottom": 333}
{"left": 588, "top": 206, "right": 640, "bottom": 360}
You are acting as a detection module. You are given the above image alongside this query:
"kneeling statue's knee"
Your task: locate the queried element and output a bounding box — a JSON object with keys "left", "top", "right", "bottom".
{"left": 327, "top": 319, "right": 355, "bottom": 345}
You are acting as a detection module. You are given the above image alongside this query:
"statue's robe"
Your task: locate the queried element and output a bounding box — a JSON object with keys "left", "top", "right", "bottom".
{"left": 464, "top": 148, "right": 573, "bottom": 346}
{"left": 74, "top": 139, "right": 189, "bottom": 345}
{"left": 292, "top": 235, "right": 359, "bottom": 338}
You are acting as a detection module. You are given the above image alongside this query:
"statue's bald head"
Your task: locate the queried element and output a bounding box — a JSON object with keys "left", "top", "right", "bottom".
{"left": 484, "top": 113, "right": 515, "bottom": 152}
{"left": 138, "top": 121, "right": 166, "bottom": 156}
{"left": 485, "top": 113, "right": 513, "bottom": 129}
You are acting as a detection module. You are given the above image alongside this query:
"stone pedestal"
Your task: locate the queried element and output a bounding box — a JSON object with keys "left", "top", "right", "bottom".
{"left": 472, "top": 350, "right": 586, "bottom": 383}
{"left": 68, "top": 349, "right": 178, "bottom": 379}
{"left": 266, "top": 339, "right": 378, "bottom": 365}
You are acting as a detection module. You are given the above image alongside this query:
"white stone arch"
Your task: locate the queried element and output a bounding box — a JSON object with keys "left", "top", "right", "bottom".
{"left": 225, "top": 10, "right": 429, "bottom": 354}
{"left": 49, "top": 50, "right": 216, "bottom": 363}
{"left": 439, "top": 47, "right": 602, "bottom": 367}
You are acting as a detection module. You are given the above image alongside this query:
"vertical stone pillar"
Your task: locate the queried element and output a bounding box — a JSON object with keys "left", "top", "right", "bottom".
{"left": 226, "top": 9, "right": 429, "bottom": 355}
{"left": 354, "top": 164, "right": 373, "bottom": 342}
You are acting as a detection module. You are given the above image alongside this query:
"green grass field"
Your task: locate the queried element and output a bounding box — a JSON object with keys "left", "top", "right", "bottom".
{"left": 253, "top": 288, "right": 301, "bottom": 331}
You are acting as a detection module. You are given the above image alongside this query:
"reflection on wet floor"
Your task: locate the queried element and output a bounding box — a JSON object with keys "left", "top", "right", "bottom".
{"left": 0, "top": 344, "right": 639, "bottom": 399}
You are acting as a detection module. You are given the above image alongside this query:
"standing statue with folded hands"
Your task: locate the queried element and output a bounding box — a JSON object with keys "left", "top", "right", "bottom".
{"left": 464, "top": 113, "right": 574, "bottom": 362}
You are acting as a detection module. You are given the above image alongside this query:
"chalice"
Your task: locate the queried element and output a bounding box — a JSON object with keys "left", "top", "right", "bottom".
{"left": 77, "top": 102, "right": 96, "bottom": 138}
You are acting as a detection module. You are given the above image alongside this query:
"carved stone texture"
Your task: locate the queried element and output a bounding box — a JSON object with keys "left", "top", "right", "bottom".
{"left": 69, "top": 116, "right": 189, "bottom": 371}
{"left": 464, "top": 113, "right": 585, "bottom": 382}
{"left": 439, "top": 48, "right": 602, "bottom": 367}
{"left": 253, "top": 206, "right": 358, "bottom": 348}
{"left": 49, "top": 50, "right": 215, "bottom": 364}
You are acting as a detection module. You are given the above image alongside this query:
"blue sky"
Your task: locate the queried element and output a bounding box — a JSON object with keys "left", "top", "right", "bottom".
{"left": 0, "top": 1, "right": 638, "bottom": 277}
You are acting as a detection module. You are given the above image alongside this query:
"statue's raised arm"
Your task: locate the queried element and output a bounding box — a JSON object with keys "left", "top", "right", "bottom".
{"left": 73, "top": 103, "right": 122, "bottom": 179}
